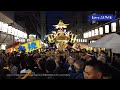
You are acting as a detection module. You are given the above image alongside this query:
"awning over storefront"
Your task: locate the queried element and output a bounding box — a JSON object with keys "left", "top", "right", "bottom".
{"left": 89, "top": 33, "right": 120, "bottom": 49}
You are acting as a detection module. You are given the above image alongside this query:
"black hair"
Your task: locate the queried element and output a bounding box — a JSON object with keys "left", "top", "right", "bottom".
{"left": 101, "top": 51, "right": 105, "bottom": 54}
{"left": 0, "top": 69, "right": 11, "bottom": 79}
{"left": 38, "top": 58, "right": 46, "bottom": 73}
{"left": 115, "top": 54, "right": 120, "bottom": 58}
{"left": 85, "top": 60, "right": 104, "bottom": 72}
{"left": 101, "top": 64, "right": 112, "bottom": 78}
{"left": 74, "top": 60, "right": 84, "bottom": 69}
{"left": 60, "top": 56, "right": 66, "bottom": 64}
{"left": 86, "top": 60, "right": 112, "bottom": 78}
{"left": 45, "top": 60, "right": 56, "bottom": 73}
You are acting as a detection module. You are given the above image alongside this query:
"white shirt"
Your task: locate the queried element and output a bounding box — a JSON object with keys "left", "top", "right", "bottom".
{"left": 20, "top": 69, "right": 31, "bottom": 74}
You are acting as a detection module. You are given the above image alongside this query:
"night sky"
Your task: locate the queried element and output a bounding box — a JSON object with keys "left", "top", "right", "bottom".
{"left": 46, "top": 11, "right": 75, "bottom": 33}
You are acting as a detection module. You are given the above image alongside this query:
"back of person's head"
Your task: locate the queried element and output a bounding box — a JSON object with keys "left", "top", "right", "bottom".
{"left": 74, "top": 60, "right": 84, "bottom": 70}
{"left": 27, "top": 56, "right": 34, "bottom": 64}
{"left": 2, "top": 50, "right": 6, "bottom": 54}
{"left": 60, "top": 56, "right": 66, "bottom": 64}
{"left": 101, "top": 64, "right": 112, "bottom": 79}
{"left": 100, "top": 51, "right": 106, "bottom": 56}
{"left": 0, "top": 68, "right": 11, "bottom": 79}
{"left": 11, "top": 60, "right": 17, "bottom": 67}
{"left": 68, "top": 54, "right": 76, "bottom": 60}
{"left": 101, "top": 51, "right": 105, "bottom": 54}
{"left": 114, "top": 53, "right": 120, "bottom": 63}
{"left": 91, "top": 56, "right": 97, "bottom": 61}
{"left": 45, "top": 59, "right": 56, "bottom": 73}
{"left": 46, "top": 56, "right": 54, "bottom": 61}
{"left": 115, "top": 53, "right": 120, "bottom": 58}
{"left": 84, "top": 54, "right": 92, "bottom": 62}
{"left": 38, "top": 58, "right": 46, "bottom": 73}
{"left": 20, "top": 61, "right": 27, "bottom": 70}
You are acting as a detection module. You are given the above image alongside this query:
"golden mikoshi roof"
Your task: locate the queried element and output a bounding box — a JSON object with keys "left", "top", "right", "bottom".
{"left": 53, "top": 20, "right": 69, "bottom": 29}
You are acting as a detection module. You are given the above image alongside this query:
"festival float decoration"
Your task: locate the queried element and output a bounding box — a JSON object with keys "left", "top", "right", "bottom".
{"left": 6, "top": 40, "right": 41, "bottom": 53}
{"left": 46, "top": 20, "right": 77, "bottom": 51}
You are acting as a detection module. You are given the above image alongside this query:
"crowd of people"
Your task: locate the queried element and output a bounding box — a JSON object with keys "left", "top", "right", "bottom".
{"left": 0, "top": 46, "right": 120, "bottom": 79}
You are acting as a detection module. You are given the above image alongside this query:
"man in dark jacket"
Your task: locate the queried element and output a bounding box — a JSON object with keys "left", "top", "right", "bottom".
{"left": 70, "top": 60, "right": 84, "bottom": 79}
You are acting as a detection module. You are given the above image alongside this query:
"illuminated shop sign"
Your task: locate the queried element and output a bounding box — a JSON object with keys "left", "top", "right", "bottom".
{"left": 0, "top": 20, "right": 27, "bottom": 39}
{"left": 2, "top": 22, "right": 8, "bottom": 33}
{"left": 105, "top": 25, "right": 109, "bottom": 33}
{"left": 99, "top": 27, "right": 103, "bottom": 35}
{"left": 83, "top": 32, "right": 89, "bottom": 38}
{"left": 88, "top": 31, "right": 91, "bottom": 37}
{"left": 8, "top": 26, "right": 12, "bottom": 34}
{"left": 95, "top": 29, "right": 98, "bottom": 36}
{"left": 92, "top": 30, "right": 95, "bottom": 36}
{"left": 111, "top": 22, "right": 116, "bottom": 32}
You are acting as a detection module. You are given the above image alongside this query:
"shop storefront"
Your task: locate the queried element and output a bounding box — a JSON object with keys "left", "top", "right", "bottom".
{"left": 0, "top": 20, "right": 28, "bottom": 51}
{"left": 82, "top": 19, "right": 119, "bottom": 57}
